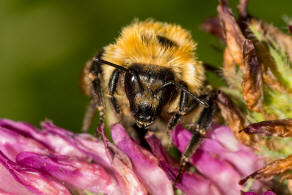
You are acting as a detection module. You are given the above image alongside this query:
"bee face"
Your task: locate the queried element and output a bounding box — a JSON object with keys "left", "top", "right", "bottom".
{"left": 124, "top": 64, "right": 176, "bottom": 128}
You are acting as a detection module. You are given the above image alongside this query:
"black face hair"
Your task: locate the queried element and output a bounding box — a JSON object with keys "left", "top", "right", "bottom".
{"left": 93, "top": 57, "right": 208, "bottom": 107}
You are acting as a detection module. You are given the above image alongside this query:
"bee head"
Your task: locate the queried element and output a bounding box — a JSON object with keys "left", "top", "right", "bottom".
{"left": 94, "top": 58, "right": 209, "bottom": 129}
{"left": 124, "top": 64, "right": 176, "bottom": 129}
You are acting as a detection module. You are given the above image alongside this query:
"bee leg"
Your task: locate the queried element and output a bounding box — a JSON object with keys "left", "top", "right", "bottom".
{"left": 92, "top": 77, "right": 105, "bottom": 123}
{"left": 166, "top": 86, "right": 202, "bottom": 148}
{"left": 174, "top": 95, "right": 217, "bottom": 184}
{"left": 82, "top": 99, "right": 98, "bottom": 131}
{"left": 166, "top": 113, "right": 182, "bottom": 148}
{"left": 108, "top": 69, "right": 121, "bottom": 114}
{"left": 166, "top": 88, "right": 190, "bottom": 148}
{"left": 174, "top": 131, "right": 204, "bottom": 184}
{"left": 82, "top": 52, "right": 105, "bottom": 131}
{"left": 83, "top": 75, "right": 105, "bottom": 132}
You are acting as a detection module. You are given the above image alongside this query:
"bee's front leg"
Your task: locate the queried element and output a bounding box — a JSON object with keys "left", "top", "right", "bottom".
{"left": 174, "top": 94, "right": 217, "bottom": 184}
{"left": 166, "top": 113, "right": 182, "bottom": 148}
{"left": 166, "top": 86, "right": 201, "bottom": 148}
{"left": 108, "top": 69, "right": 121, "bottom": 114}
{"left": 166, "top": 88, "right": 189, "bottom": 148}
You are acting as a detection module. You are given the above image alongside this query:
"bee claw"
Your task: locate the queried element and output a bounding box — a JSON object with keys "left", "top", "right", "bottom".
{"left": 173, "top": 168, "right": 183, "bottom": 185}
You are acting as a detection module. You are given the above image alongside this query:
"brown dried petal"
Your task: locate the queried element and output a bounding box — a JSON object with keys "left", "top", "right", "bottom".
{"left": 281, "top": 174, "right": 292, "bottom": 182}
{"left": 250, "top": 20, "right": 292, "bottom": 63}
{"left": 217, "top": 0, "right": 246, "bottom": 69}
{"left": 237, "top": 0, "right": 249, "bottom": 19}
{"left": 239, "top": 155, "right": 292, "bottom": 185}
{"left": 242, "top": 39, "right": 263, "bottom": 112}
{"left": 289, "top": 25, "right": 292, "bottom": 34}
{"left": 200, "top": 16, "right": 225, "bottom": 41}
{"left": 241, "top": 119, "right": 292, "bottom": 137}
{"left": 247, "top": 19, "right": 292, "bottom": 97}
{"left": 262, "top": 69, "right": 288, "bottom": 95}
{"left": 288, "top": 179, "right": 292, "bottom": 194}
{"left": 281, "top": 175, "right": 292, "bottom": 194}
{"left": 216, "top": 91, "right": 253, "bottom": 145}
{"left": 223, "top": 48, "right": 235, "bottom": 70}
{"left": 223, "top": 48, "right": 241, "bottom": 88}
{"left": 263, "top": 22, "right": 292, "bottom": 63}
{"left": 218, "top": 1, "right": 265, "bottom": 112}
{"left": 246, "top": 22, "right": 291, "bottom": 96}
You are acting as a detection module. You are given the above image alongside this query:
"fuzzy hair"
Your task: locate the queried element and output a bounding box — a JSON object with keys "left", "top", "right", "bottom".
{"left": 102, "top": 19, "right": 205, "bottom": 95}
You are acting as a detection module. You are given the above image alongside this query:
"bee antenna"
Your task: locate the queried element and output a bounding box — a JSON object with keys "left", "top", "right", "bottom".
{"left": 93, "top": 57, "right": 129, "bottom": 72}
{"left": 155, "top": 81, "right": 209, "bottom": 107}
{"left": 93, "top": 57, "right": 144, "bottom": 91}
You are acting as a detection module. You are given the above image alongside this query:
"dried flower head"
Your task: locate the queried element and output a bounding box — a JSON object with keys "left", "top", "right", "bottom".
{"left": 202, "top": 0, "right": 292, "bottom": 193}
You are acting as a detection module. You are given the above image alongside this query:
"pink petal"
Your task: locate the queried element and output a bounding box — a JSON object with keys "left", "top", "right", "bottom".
{"left": 210, "top": 125, "right": 243, "bottom": 151}
{"left": 172, "top": 125, "right": 243, "bottom": 195}
{"left": 0, "top": 157, "right": 32, "bottom": 195}
{"left": 0, "top": 126, "right": 50, "bottom": 161}
{"left": 206, "top": 126, "right": 264, "bottom": 175}
{"left": 73, "top": 133, "right": 112, "bottom": 171}
{"left": 200, "top": 138, "right": 263, "bottom": 176}
{"left": 146, "top": 133, "right": 221, "bottom": 195}
{"left": 0, "top": 189, "right": 18, "bottom": 195}
{"left": 177, "top": 172, "right": 221, "bottom": 195}
{"left": 0, "top": 119, "right": 112, "bottom": 171}
{"left": 16, "top": 152, "right": 120, "bottom": 195}
{"left": 111, "top": 124, "right": 174, "bottom": 195}
{"left": 0, "top": 119, "right": 86, "bottom": 159}
{"left": 243, "top": 191, "right": 276, "bottom": 195}
{"left": 41, "top": 121, "right": 113, "bottom": 172}
{"left": 39, "top": 121, "right": 90, "bottom": 159}
{"left": 192, "top": 151, "right": 243, "bottom": 195}
{"left": 0, "top": 151, "right": 70, "bottom": 195}
{"left": 100, "top": 125, "right": 147, "bottom": 195}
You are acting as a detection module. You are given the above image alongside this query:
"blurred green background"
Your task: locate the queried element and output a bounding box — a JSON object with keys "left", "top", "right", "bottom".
{"left": 0, "top": 0, "right": 291, "bottom": 132}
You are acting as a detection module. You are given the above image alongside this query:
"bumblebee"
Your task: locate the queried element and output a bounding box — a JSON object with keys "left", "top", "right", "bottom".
{"left": 80, "top": 20, "right": 216, "bottom": 181}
